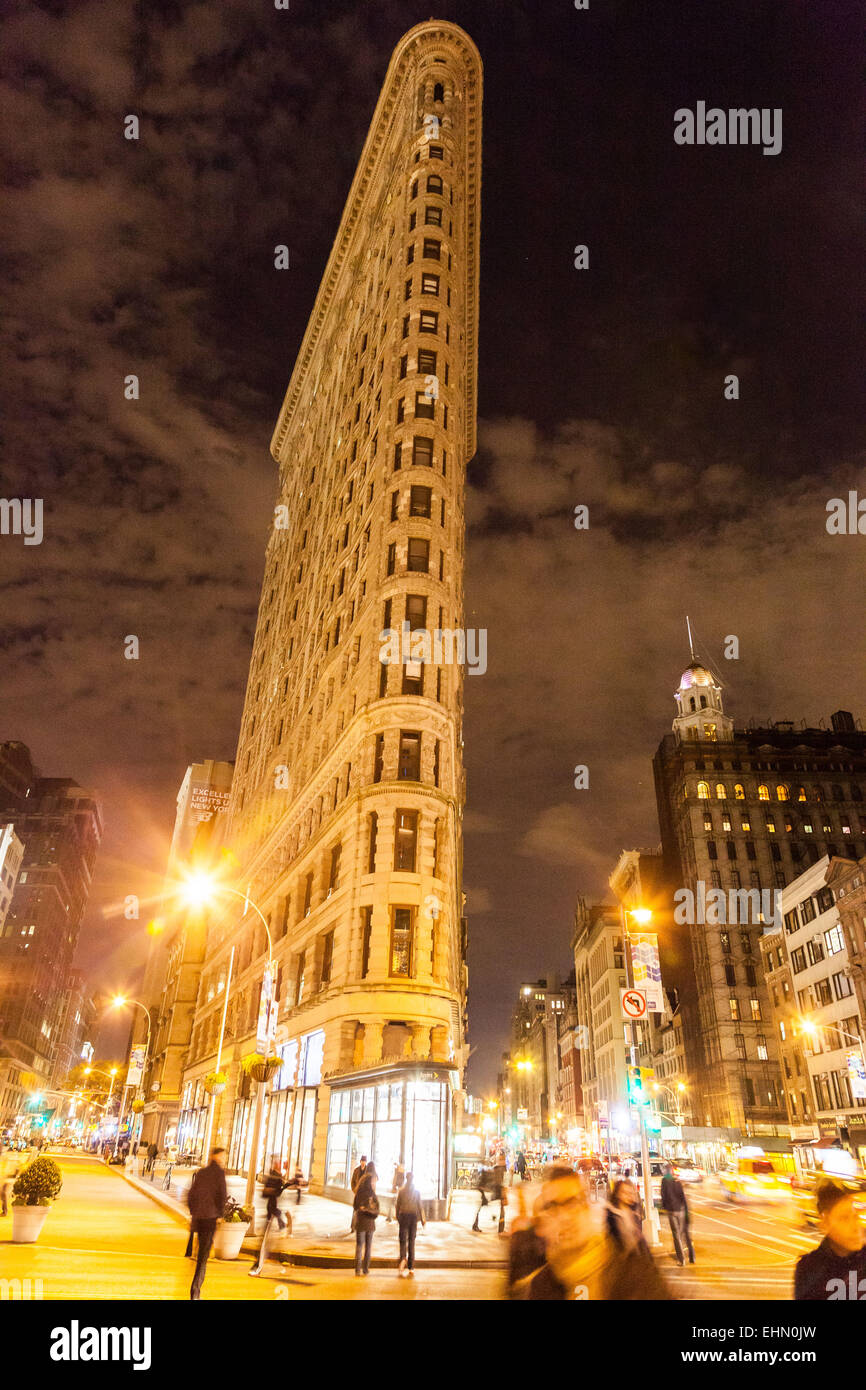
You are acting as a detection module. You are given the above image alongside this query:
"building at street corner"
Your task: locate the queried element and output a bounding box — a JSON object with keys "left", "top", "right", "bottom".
{"left": 500, "top": 976, "right": 570, "bottom": 1143}
{"left": 174, "top": 22, "right": 482, "bottom": 1216}
{"left": 653, "top": 657, "right": 866, "bottom": 1132}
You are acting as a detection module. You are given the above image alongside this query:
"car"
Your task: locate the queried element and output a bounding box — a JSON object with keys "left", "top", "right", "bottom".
{"left": 719, "top": 1156, "right": 792, "bottom": 1203}
{"left": 672, "top": 1160, "right": 704, "bottom": 1184}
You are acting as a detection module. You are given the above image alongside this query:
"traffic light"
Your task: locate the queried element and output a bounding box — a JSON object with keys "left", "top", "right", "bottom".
{"left": 626, "top": 1065, "right": 645, "bottom": 1105}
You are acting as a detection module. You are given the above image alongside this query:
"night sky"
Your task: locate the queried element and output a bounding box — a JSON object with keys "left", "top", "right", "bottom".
{"left": 2, "top": 0, "right": 863, "bottom": 1091}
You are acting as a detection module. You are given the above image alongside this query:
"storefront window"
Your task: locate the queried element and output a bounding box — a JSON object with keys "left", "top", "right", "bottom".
{"left": 325, "top": 1074, "right": 448, "bottom": 1198}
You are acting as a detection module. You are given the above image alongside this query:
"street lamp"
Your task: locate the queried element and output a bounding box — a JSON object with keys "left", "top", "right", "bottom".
{"left": 178, "top": 871, "right": 275, "bottom": 1224}
{"left": 109, "top": 997, "right": 152, "bottom": 1155}
{"left": 619, "top": 904, "right": 661, "bottom": 1247}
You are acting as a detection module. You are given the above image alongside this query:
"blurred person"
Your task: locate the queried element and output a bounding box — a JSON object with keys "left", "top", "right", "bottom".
{"left": 396, "top": 1171, "right": 425, "bottom": 1276}
{"left": 471, "top": 1164, "right": 492, "bottom": 1232}
{"left": 660, "top": 1162, "right": 695, "bottom": 1267}
{"left": 385, "top": 1160, "right": 406, "bottom": 1222}
{"left": 507, "top": 1188, "right": 546, "bottom": 1297}
{"left": 794, "top": 1182, "right": 866, "bottom": 1300}
{"left": 185, "top": 1146, "right": 228, "bottom": 1300}
{"left": 514, "top": 1166, "right": 671, "bottom": 1300}
{"left": 287, "top": 1166, "right": 306, "bottom": 1204}
{"left": 491, "top": 1157, "right": 508, "bottom": 1233}
{"left": 145, "top": 1141, "right": 158, "bottom": 1174}
{"left": 515, "top": 1151, "right": 528, "bottom": 1183}
{"left": 353, "top": 1161, "right": 379, "bottom": 1276}
{"left": 250, "top": 1159, "right": 290, "bottom": 1277}
{"left": 605, "top": 1180, "right": 648, "bottom": 1257}
{"left": 350, "top": 1154, "right": 368, "bottom": 1234}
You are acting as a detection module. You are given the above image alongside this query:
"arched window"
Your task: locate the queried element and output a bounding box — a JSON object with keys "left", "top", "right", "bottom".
{"left": 697, "top": 781, "right": 710, "bottom": 800}
{"left": 689, "top": 697, "right": 696, "bottom": 712}
{"left": 851, "top": 784, "right": 863, "bottom": 801}
{"left": 797, "top": 786, "right": 807, "bottom": 801}
{"left": 776, "top": 785, "right": 789, "bottom": 801}
{"left": 433, "top": 82, "right": 445, "bottom": 103}
{"left": 812, "top": 785, "right": 824, "bottom": 803}
{"left": 700, "top": 695, "right": 708, "bottom": 708}
{"left": 716, "top": 783, "right": 727, "bottom": 799}
{"left": 831, "top": 784, "right": 844, "bottom": 801}
{"left": 734, "top": 784, "right": 745, "bottom": 800}
{"left": 758, "top": 785, "right": 770, "bottom": 801}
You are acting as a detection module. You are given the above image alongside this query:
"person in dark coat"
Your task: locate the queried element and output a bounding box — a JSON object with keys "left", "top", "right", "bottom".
{"left": 145, "top": 1141, "right": 158, "bottom": 1174}
{"left": 507, "top": 1191, "right": 547, "bottom": 1297}
{"left": 349, "top": 1155, "right": 368, "bottom": 1234}
{"left": 660, "top": 1164, "right": 695, "bottom": 1266}
{"left": 353, "top": 1162, "right": 379, "bottom": 1276}
{"left": 185, "top": 1147, "right": 228, "bottom": 1300}
{"left": 514, "top": 1166, "right": 672, "bottom": 1301}
{"left": 249, "top": 1160, "right": 289, "bottom": 1277}
{"left": 515, "top": 1151, "right": 528, "bottom": 1181}
{"left": 795, "top": 1181, "right": 866, "bottom": 1300}
{"left": 396, "top": 1171, "right": 425, "bottom": 1275}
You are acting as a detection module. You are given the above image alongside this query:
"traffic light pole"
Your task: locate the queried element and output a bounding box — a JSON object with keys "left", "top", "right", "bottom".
{"left": 622, "top": 907, "right": 661, "bottom": 1248}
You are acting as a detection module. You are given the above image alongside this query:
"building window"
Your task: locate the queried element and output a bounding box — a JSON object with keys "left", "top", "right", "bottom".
{"left": 744, "top": 1077, "right": 756, "bottom": 1107}
{"left": 303, "top": 873, "right": 313, "bottom": 918}
{"left": 390, "top": 907, "right": 413, "bottom": 976}
{"left": 424, "top": 205, "right": 443, "bottom": 226}
{"left": 421, "top": 273, "right": 440, "bottom": 295}
{"left": 707, "top": 840, "right": 718, "bottom": 860}
{"left": 320, "top": 930, "right": 334, "bottom": 987}
{"left": 406, "top": 593, "right": 427, "bottom": 631}
{"left": 725, "top": 963, "right": 736, "bottom": 987}
{"left": 387, "top": 542, "right": 396, "bottom": 576}
{"left": 373, "top": 733, "right": 385, "bottom": 783}
{"left": 433, "top": 82, "right": 444, "bottom": 102}
{"left": 394, "top": 442, "right": 403, "bottom": 470}
{"left": 295, "top": 951, "right": 306, "bottom": 1005}
{"left": 398, "top": 731, "right": 421, "bottom": 780}
{"left": 758, "top": 785, "right": 770, "bottom": 801}
{"left": 415, "top": 391, "right": 435, "bottom": 420}
{"left": 394, "top": 810, "right": 419, "bottom": 872}
{"left": 833, "top": 970, "right": 854, "bottom": 1000}
{"left": 361, "top": 906, "right": 372, "bottom": 978}
{"left": 419, "top": 310, "right": 439, "bottom": 333}
{"left": 734, "top": 1033, "right": 746, "bottom": 1060}
{"left": 729, "top": 998, "right": 740, "bottom": 1021}
{"left": 407, "top": 537, "right": 430, "bottom": 572}
{"left": 367, "top": 813, "right": 378, "bottom": 873}
{"left": 697, "top": 781, "right": 710, "bottom": 799}
{"left": 417, "top": 348, "right": 437, "bottom": 374}
{"left": 422, "top": 238, "right": 441, "bottom": 261}
{"left": 824, "top": 924, "right": 844, "bottom": 955}
{"left": 413, "top": 436, "right": 434, "bottom": 467}
{"left": 410, "top": 485, "right": 432, "bottom": 518}
{"left": 328, "top": 843, "right": 341, "bottom": 896}
{"left": 427, "top": 174, "right": 443, "bottom": 194}
{"left": 716, "top": 783, "right": 727, "bottom": 799}
{"left": 776, "top": 784, "right": 789, "bottom": 801}
{"left": 734, "top": 783, "right": 745, "bottom": 799}
{"left": 750, "top": 998, "right": 762, "bottom": 1021}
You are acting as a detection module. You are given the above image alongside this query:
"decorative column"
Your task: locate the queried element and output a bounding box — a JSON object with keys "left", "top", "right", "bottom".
{"left": 408, "top": 1023, "right": 432, "bottom": 1061}
{"left": 362, "top": 1021, "right": 385, "bottom": 1068}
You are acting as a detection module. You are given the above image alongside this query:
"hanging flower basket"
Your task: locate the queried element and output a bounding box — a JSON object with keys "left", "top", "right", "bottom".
{"left": 203, "top": 1071, "right": 228, "bottom": 1096}
{"left": 130, "top": 1099, "right": 145, "bottom": 1113}
{"left": 243, "top": 1053, "right": 280, "bottom": 1084}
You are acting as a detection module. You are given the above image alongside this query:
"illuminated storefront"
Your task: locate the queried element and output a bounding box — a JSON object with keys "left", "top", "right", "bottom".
{"left": 178, "top": 1078, "right": 209, "bottom": 1158}
{"left": 324, "top": 1063, "right": 453, "bottom": 1218}
{"left": 229, "top": 1028, "right": 325, "bottom": 1180}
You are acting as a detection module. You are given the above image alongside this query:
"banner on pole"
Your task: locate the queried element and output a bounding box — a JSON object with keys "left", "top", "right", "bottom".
{"left": 629, "top": 934, "right": 664, "bottom": 1012}
{"left": 256, "top": 962, "right": 278, "bottom": 1053}
{"left": 127, "top": 1045, "right": 146, "bottom": 1089}
{"left": 847, "top": 1049, "right": 866, "bottom": 1100}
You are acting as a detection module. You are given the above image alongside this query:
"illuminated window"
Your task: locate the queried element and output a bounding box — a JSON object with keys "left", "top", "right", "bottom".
{"left": 734, "top": 784, "right": 745, "bottom": 800}
{"left": 797, "top": 786, "right": 807, "bottom": 801}
{"left": 697, "top": 781, "right": 710, "bottom": 800}
{"left": 729, "top": 998, "right": 740, "bottom": 1021}
{"left": 750, "top": 998, "right": 762, "bottom": 1021}
{"left": 741, "top": 817, "right": 751, "bottom": 831}
{"left": 390, "top": 907, "right": 413, "bottom": 976}
{"left": 776, "top": 785, "right": 789, "bottom": 801}
{"left": 716, "top": 783, "right": 727, "bottom": 799}
{"left": 704, "top": 724, "right": 717, "bottom": 741}
{"left": 758, "top": 785, "right": 770, "bottom": 801}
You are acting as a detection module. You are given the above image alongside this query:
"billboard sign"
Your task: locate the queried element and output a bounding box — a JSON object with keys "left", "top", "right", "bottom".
{"left": 847, "top": 1049, "right": 866, "bottom": 1101}
{"left": 126, "top": 1045, "right": 146, "bottom": 1089}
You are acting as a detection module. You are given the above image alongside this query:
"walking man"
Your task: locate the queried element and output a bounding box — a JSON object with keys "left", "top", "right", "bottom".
{"left": 145, "top": 1141, "right": 158, "bottom": 1175}
{"left": 794, "top": 1181, "right": 866, "bottom": 1299}
{"left": 660, "top": 1162, "right": 695, "bottom": 1266}
{"left": 186, "top": 1146, "right": 228, "bottom": 1300}
{"left": 396, "top": 1171, "right": 425, "bottom": 1277}
{"left": 250, "top": 1160, "right": 289, "bottom": 1277}
{"left": 350, "top": 1154, "right": 368, "bottom": 1233}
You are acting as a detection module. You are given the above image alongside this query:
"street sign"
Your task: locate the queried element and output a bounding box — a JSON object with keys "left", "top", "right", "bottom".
{"left": 517, "top": 1107, "right": 528, "bottom": 1120}
{"left": 621, "top": 988, "right": 648, "bottom": 1020}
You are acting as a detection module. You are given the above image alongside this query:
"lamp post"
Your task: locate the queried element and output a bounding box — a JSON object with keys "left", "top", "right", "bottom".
{"left": 620, "top": 905, "right": 661, "bottom": 1247}
{"left": 179, "top": 874, "right": 274, "bottom": 1229}
{"left": 110, "top": 998, "right": 152, "bottom": 1155}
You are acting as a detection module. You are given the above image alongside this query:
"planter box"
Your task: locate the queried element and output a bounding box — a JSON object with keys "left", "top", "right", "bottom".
{"left": 12, "top": 1205, "right": 50, "bottom": 1243}
{"left": 213, "top": 1220, "right": 250, "bottom": 1260}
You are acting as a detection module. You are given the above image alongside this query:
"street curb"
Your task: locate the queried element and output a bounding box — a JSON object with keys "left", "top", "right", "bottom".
{"left": 109, "top": 1164, "right": 507, "bottom": 1271}
{"left": 109, "top": 1162, "right": 190, "bottom": 1228}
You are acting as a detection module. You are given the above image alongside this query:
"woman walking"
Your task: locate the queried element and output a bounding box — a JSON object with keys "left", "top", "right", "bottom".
{"left": 396, "top": 1171, "right": 426, "bottom": 1277}
{"left": 353, "top": 1161, "right": 379, "bottom": 1276}
{"left": 605, "top": 1178, "right": 649, "bottom": 1257}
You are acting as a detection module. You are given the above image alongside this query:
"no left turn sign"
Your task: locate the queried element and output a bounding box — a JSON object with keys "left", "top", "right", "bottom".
{"left": 621, "top": 988, "right": 647, "bottom": 1020}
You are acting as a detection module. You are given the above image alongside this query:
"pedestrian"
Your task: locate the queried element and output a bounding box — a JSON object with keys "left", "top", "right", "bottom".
{"left": 491, "top": 1157, "right": 508, "bottom": 1233}
{"left": 506, "top": 1190, "right": 546, "bottom": 1297}
{"left": 185, "top": 1146, "right": 228, "bottom": 1300}
{"left": 386, "top": 1160, "right": 406, "bottom": 1222}
{"left": 250, "top": 1159, "right": 290, "bottom": 1277}
{"left": 471, "top": 1164, "right": 491, "bottom": 1231}
{"left": 353, "top": 1161, "right": 379, "bottom": 1276}
{"left": 0, "top": 1146, "right": 21, "bottom": 1217}
{"left": 660, "top": 1162, "right": 695, "bottom": 1267}
{"left": 794, "top": 1181, "right": 866, "bottom": 1300}
{"left": 291, "top": 1166, "right": 306, "bottom": 1204}
{"left": 514, "top": 1165, "right": 671, "bottom": 1300}
{"left": 515, "top": 1150, "right": 528, "bottom": 1183}
{"left": 145, "top": 1141, "right": 158, "bottom": 1175}
{"left": 396, "top": 1171, "right": 425, "bottom": 1276}
{"left": 350, "top": 1154, "right": 368, "bottom": 1233}
{"left": 605, "top": 1179, "right": 648, "bottom": 1256}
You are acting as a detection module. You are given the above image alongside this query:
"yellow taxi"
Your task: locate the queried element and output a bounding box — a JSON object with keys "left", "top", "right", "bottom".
{"left": 719, "top": 1155, "right": 792, "bottom": 1204}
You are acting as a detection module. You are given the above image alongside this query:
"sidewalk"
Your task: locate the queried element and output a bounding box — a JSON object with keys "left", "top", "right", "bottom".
{"left": 120, "top": 1160, "right": 509, "bottom": 1269}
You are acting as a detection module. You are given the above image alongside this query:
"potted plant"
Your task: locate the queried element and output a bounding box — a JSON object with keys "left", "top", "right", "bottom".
{"left": 243, "top": 1053, "right": 280, "bottom": 1085}
{"left": 203, "top": 1070, "right": 228, "bottom": 1096}
{"left": 12, "top": 1155, "right": 62, "bottom": 1243}
{"left": 213, "top": 1196, "right": 252, "bottom": 1259}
